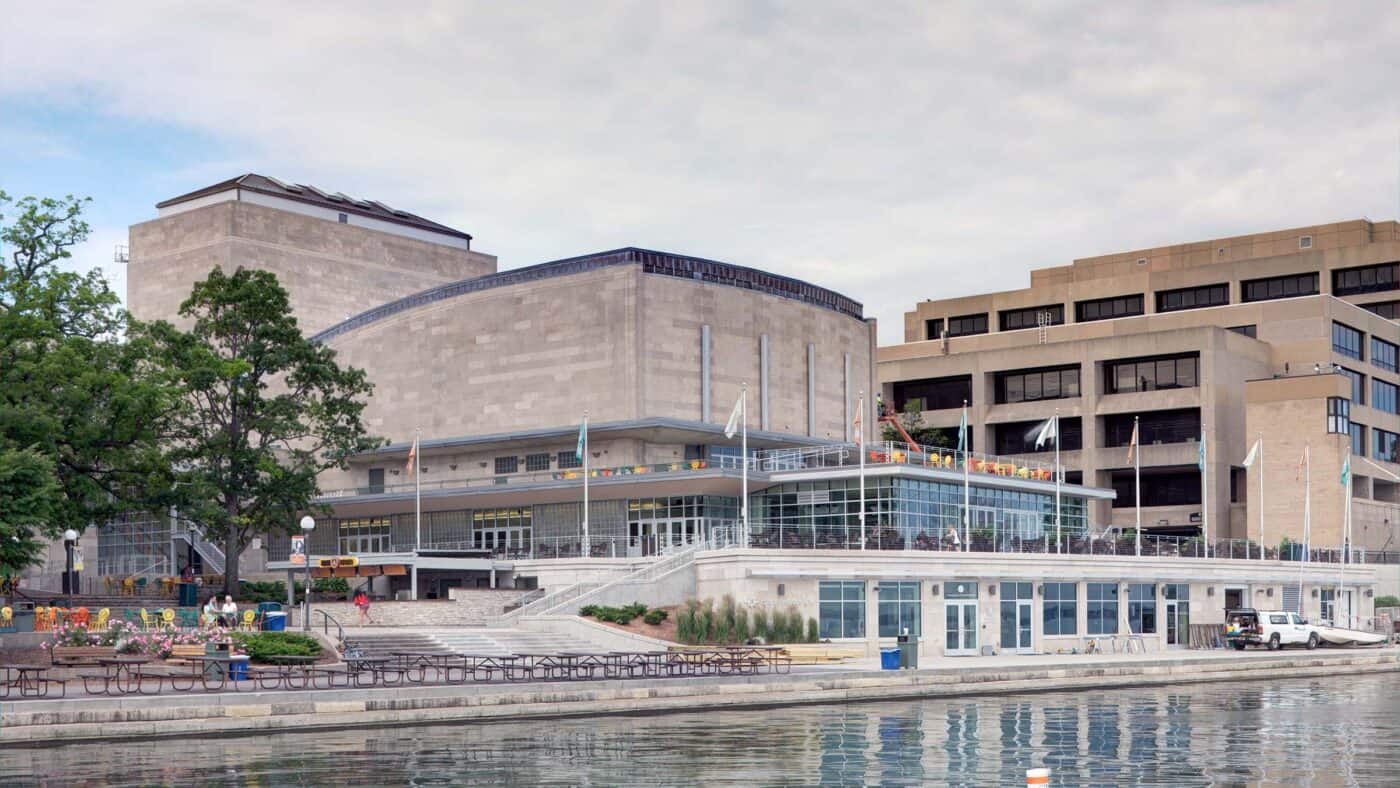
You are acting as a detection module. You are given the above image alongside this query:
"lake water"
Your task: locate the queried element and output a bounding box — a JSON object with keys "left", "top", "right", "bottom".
{"left": 1, "top": 673, "right": 1393, "bottom": 786}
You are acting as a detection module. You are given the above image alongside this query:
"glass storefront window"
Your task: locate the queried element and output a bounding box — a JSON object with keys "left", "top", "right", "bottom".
{"left": 1043, "top": 582, "right": 1077, "bottom": 636}
{"left": 1087, "top": 583, "right": 1119, "bottom": 635}
{"left": 877, "top": 581, "right": 921, "bottom": 637}
{"left": 1128, "top": 583, "right": 1156, "bottom": 634}
{"left": 819, "top": 581, "right": 866, "bottom": 639}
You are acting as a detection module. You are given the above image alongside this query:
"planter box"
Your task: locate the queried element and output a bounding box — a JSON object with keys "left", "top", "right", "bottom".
{"left": 51, "top": 645, "right": 112, "bottom": 666}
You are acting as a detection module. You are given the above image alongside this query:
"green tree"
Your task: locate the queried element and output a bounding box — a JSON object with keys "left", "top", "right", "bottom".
{"left": 0, "top": 191, "right": 172, "bottom": 570}
{"left": 142, "top": 267, "right": 381, "bottom": 598}
{"left": 880, "top": 400, "right": 954, "bottom": 448}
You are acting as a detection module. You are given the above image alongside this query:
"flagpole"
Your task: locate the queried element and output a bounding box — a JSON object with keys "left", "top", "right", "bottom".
{"left": 1298, "top": 443, "right": 1309, "bottom": 614}
{"left": 1202, "top": 431, "right": 1210, "bottom": 559}
{"left": 582, "top": 411, "right": 590, "bottom": 557}
{"left": 1134, "top": 416, "right": 1141, "bottom": 557}
{"left": 858, "top": 391, "right": 866, "bottom": 551}
{"left": 413, "top": 428, "right": 421, "bottom": 601}
{"left": 741, "top": 382, "right": 749, "bottom": 548}
{"left": 961, "top": 399, "right": 970, "bottom": 553}
{"left": 1054, "top": 408, "right": 1062, "bottom": 554}
{"left": 1258, "top": 434, "right": 1264, "bottom": 562}
{"left": 1340, "top": 439, "right": 1351, "bottom": 626}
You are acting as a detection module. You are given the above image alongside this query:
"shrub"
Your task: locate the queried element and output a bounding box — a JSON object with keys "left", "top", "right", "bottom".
{"left": 735, "top": 608, "right": 750, "bottom": 643}
{"left": 643, "top": 609, "right": 666, "bottom": 626}
{"left": 699, "top": 599, "right": 716, "bottom": 642}
{"left": 579, "top": 605, "right": 599, "bottom": 618}
{"left": 751, "top": 608, "right": 769, "bottom": 642}
{"left": 677, "top": 600, "right": 698, "bottom": 644}
{"left": 788, "top": 607, "right": 805, "bottom": 642}
{"left": 231, "top": 632, "right": 322, "bottom": 663}
{"left": 806, "top": 617, "right": 819, "bottom": 643}
{"left": 1376, "top": 595, "right": 1400, "bottom": 609}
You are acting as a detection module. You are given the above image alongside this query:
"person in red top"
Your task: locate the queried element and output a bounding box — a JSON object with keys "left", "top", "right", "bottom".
{"left": 353, "top": 588, "right": 373, "bottom": 625}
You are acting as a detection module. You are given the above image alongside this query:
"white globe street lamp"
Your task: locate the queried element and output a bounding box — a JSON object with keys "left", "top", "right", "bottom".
{"left": 299, "top": 516, "right": 315, "bottom": 631}
{"left": 62, "top": 529, "right": 79, "bottom": 598}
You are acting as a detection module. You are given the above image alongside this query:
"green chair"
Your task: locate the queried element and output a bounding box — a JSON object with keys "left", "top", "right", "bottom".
{"left": 177, "top": 608, "right": 198, "bottom": 629}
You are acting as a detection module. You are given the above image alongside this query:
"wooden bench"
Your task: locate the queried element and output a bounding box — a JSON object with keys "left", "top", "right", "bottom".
{"left": 166, "top": 645, "right": 208, "bottom": 665}
{"left": 777, "top": 643, "right": 864, "bottom": 664}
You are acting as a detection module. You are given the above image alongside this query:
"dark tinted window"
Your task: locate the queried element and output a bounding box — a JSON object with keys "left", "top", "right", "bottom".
{"left": 925, "top": 318, "right": 944, "bottom": 340}
{"left": 995, "top": 365, "right": 1081, "bottom": 404}
{"left": 946, "top": 313, "right": 989, "bottom": 338}
{"left": 557, "top": 450, "right": 581, "bottom": 469}
{"left": 494, "top": 456, "right": 518, "bottom": 474}
{"left": 1228, "top": 324, "right": 1257, "bottom": 338}
{"left": 1156, "top": 284, "right": 1228, "bottom": 313}
{"left": 1242, "top": 273, "right": 1318, "bottom": 302}
{"left": 1373, "top": 379, "right": 1397, "bottom": 414}
{"left": 1327, "top": 397, "right": 1350, "bottom": 435}
{"left": 525, "top": 453, "right": 551, "bottom": 472}
{"left": 1105, "top": 353, "right": 1199, "bottom": 394}
{"left": 892, "top": 375, "right": 972, "bottom": 411}
{"left": 1111, "top": 470, "right": 1202, "bottom": 507}
{"left": 1372, "top": 338, "right": 1398, "bottom": 372}
{"left": 1339, "top": 367, "right": 1366, "bottom": 404}
{"left": 993, "top": 418, "right": 1082, "bottom": 454}
{"left": 1363, "top": 301, "right": 1400, "bottom": 319}
{"left": 1351, "top": 422, "right": 1366, "bottom": 457}
{"left": 1104, "top": 409, "right": 1201, "bottom": 447}
{"left": 999, "top": 304, "right": 1065, "bottom": 332}
{"left": 1376, "top": 429, "right": 1399, "bottom": 463}
{"left": 1333, "top": 322, "right": 1363, "bottom": 360}
{"left": 1076, "top": 294, "right": 1144, "bottom": 322}
{"left": 1333, "top": 262, "right": 1399, "bottom": 296}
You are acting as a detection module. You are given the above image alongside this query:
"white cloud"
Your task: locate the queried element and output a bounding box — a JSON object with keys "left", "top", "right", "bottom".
{"left": 3, "top": 1, "right": 1399, "bottom": 343}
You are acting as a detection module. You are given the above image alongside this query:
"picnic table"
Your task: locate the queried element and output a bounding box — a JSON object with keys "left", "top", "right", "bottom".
{"left": 0, "top": 664, "right": 64, "bottom": 698}
{"left": 184, "top": 655, "right": 242, "bottom": 691}
{"left": 391, "top": 652, "right": 466, "bottom": 683}
{"left": 90, "top": 656, "right": 156, "bottom": 695}
{"left": 260, "top": 654, "right": 320, "bottom": 689}
{"left": 461, "top": 654, "right": 528, "bottom": 682}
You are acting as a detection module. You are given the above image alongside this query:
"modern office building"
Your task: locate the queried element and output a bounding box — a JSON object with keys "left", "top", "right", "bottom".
{"left": 879, "top": 219, "right": 1400, "bottom": 552}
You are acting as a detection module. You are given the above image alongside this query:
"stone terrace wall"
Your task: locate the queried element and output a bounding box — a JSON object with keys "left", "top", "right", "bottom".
{"left": 291, "top": 589, "right": 532, "bottom": 628}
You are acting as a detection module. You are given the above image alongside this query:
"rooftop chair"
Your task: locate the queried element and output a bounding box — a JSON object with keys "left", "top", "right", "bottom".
{"left": 134, "top": 577, "right": 148, "bottom": 596}
{"left": 1, "top": 606, "right": 12, "bottom": 630}
{"left": 121, "top": 576, "right": 135, "bottom": 596}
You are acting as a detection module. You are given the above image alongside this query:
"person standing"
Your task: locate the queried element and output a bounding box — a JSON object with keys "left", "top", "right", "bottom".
{"left": 353, "top": 588, "right": 373, "bottom": 625}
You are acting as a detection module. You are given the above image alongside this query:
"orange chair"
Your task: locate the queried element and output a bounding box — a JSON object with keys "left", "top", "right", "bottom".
{"left": 48, "top": 607, "right": 64, "bottom": 630}
{"left": 71, "top": 607, "right": 90, "bottom": 627}
{"left": 32, "top": 606, "right": 47, "bottom": 632}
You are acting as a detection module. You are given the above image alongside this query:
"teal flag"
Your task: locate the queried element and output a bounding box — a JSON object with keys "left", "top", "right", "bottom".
{"left": 575, "top": 418, "right": 587, "bottom": 460}
{"left": 1197, "top": 431, "right": 1207, "bottom": 471}
{"left": 957, "top": 406, "right": 967, "bottom": 454}
{"left": 1341, "top": 454, "right": 1350, "bottom": 487}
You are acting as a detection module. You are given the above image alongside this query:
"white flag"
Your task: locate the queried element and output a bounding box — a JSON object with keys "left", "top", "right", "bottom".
{"left": 1242, "top": 439, "right": 1261, "bottom": 468}
{"left": 723, "top": 393, "right": 744, "bottom": 439}
{"left": 1034, "top": 416, "right": 1057, "bottom": 449}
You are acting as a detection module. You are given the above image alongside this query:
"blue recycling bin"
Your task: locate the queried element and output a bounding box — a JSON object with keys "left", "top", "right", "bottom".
{"left": 263, "top": 611, "right": 287, "bottom": 631}
{"left": 229, "top": 655, "right": 250, "bottom": 681}
{"left": 880, "top": 647, "right": 900, "bottom": 670}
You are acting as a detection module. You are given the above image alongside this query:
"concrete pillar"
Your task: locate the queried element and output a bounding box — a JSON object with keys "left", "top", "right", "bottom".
{"left": 760, "top": 334, "right": 771, "bottom": 431}
{"left": 701, "top": 324, "right": 712, "bottom": 422}
{"left": 807, "top": 343, "right": 817, "bottom": 437}
{"left": 489, "top": 568, "right": 496, "bottom": 589}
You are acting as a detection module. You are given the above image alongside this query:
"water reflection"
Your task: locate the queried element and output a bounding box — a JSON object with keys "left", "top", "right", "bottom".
{"left": 1, "top": 674, "right": 1395, "bottom": 786}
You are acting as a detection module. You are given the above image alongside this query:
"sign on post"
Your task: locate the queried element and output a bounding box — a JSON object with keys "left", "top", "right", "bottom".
{"left": 290, "top": 535, "right": 306, "bottom": 566}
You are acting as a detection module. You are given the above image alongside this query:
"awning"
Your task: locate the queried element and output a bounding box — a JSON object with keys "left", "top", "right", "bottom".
{"left": 332, "top": 566, "right": 357, "bottom": 578}
{"left": 310, "top": 567, "right": 332, "bottom": 578}
{"left": 357, "top": 565, "right": 382, "bottom": 577}
{"left": 381, "top": 564, "right": 408, "bottom": 576}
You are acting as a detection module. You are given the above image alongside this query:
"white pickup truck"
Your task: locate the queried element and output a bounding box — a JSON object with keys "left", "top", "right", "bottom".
{"left": 1225, "top": 608, "right": 1320, "bottom": 650}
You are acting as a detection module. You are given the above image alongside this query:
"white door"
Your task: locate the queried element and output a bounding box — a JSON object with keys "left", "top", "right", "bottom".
{"left": 945, "top": 600, "right": 979, "bottom": 656}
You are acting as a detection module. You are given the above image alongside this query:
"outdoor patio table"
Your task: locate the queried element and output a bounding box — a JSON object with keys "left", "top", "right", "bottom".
{"left": 464, "top": 654, "right": 526, "bottom": 682}
{"left": 265, "top": 654, "right": 319, "bottom": 689}
{"left": 96, "top": 656, "right": 157, "bottom": 695}
{"left": 0, "top": 665, "right": 60, "bottom": 698}
{"left": 389, "top": 651, "right": 456, "bottom": 683}
{"left": 185, "top": 655, "right": 239, "bottom": 692}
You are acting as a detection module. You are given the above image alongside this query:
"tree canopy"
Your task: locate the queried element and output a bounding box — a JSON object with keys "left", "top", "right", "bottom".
{"left": 141, "top": 267, "right": 381, "bottom": 597}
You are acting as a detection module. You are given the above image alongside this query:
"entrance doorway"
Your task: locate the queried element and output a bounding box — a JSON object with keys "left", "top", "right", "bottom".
{"left": 999, "top": 581, "right": 1033, "bottom": 654}
{"left": 1164, "top": 583, "right": 1190, "bottom": 648}
{"left": 628, "top": 519, "right": 701, "bottom": 556}
{"left": 1224, "top": 587, "right": 1244, "bottom": 612}
{"left": 945, "top": 582, "right": 979, "bottom": 656}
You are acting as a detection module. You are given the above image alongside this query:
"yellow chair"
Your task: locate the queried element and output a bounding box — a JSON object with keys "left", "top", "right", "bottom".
{"left": 95, "top": 608, "right": 110, "bottom": 629}
{"left": 240, "top": 610, "right": 256, "bottom": 631}
{"left": 1, "top": 606, "right": 12, "bottom": 629}
{"left": 161, "top": 608, "right": 176, "bottom": 628}
{"left": 121, "top": 576, "right": 135, "bottom": 596}
{"left": 139, "top": 608, "right": 152, "bottom": 631}
{"left": 32, "top": 606, "right": 46, "bottom": 632}
{"left": 49, "top": 608, "right": 64, "bottom": 629}
{"left": 103, "top": 576, "right": 114, "bottom": 595}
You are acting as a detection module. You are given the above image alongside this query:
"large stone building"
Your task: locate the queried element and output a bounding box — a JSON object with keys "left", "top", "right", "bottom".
{"left": 880, "top": 219, "right": 1400, "bottom": 550}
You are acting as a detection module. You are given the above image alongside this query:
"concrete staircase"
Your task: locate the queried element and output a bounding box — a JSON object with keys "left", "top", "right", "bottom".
{"left": 342, "top": 628, "right": 597, "bottom": 658}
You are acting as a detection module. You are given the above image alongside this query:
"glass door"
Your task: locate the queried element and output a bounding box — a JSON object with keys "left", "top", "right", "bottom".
{"left": 945, "top": 601, "right": 979, "bottom": 656}
{"left": 999, "top": 582, "right": 1033, "bottom": 653}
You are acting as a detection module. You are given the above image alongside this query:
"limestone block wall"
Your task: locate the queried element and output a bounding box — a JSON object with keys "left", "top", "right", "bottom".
{"left": 128, "top": 201, "right": 496, "bottom": 334}
{"left": 289, "top": 590, "right": 531, "bottom": 627}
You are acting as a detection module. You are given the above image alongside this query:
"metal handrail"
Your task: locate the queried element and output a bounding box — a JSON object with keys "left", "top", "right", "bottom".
{"left": 314, "top": 608, "right": 345, "bottom": 646}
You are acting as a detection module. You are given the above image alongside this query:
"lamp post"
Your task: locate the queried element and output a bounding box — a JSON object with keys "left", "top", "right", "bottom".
{"left": 300, "top": 516, "right": 315, "bottom": 632}
{"left": 62, "top": 529, "right": 78, "bottom": 599}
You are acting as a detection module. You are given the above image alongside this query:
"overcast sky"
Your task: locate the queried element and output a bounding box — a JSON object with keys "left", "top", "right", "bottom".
{"left": 2, "top": 2, "right": 1398, "bottom": 344}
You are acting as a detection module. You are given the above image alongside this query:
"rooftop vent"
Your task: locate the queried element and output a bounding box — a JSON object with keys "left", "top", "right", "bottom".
{"left": 1299, "top": 235, "right": 1313, "bottom": 249}
{"left": 264, "top": 175, "right": 303, "bottom": 193}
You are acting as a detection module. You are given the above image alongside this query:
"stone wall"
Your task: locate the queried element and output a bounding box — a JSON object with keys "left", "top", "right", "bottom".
{"left": 290, "top": 589, "right": 532, "bottom": 628}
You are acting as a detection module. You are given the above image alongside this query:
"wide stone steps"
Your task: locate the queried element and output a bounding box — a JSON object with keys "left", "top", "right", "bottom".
{"left": 343, "top": 628, "right": 596, "bottom": 658}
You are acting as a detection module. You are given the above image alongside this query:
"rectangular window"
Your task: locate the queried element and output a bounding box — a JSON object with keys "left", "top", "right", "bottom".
{"left": 1333, "top": 322, "right": 1363, "bottom": 360}
{"left": 1103, "top": 409, "right": 1201, "bottom": 447}
{"left": 1327, "top": 397, "right": 1350, "bottom": 435}
{"left": 1128, "top": 583, "right": 1156, "bottom": 634}
{"left": 1242, "top": 273, "right": 1319, "bottom": 303}
{"left": 877, "top": 581, "right": 921, "bottom": 637}
{"left": 1111, "top": 470, "right": 1202, "bottom": 507}
{"left": 891, "top": 375, "right": 972, "bottom": 411}
{"left": 819, "top": 581, "right": 866, "bottom": 639}
{"left": 1373, "top": 338, "right": 1398, "bottom": 372}
{"left": 946, "top": 313, "right": 989, "bottom": 338}
{"left": 525, "top": 453, "right": 551, "bottom": 472}
{"left": 999, "top": 304, "right": 1065, "bottom": 332}
{"left": 1087, "top": 583, "right": 1119, "bottom": 635}
{"left": 1339, "top": 367, "right": 1366, "bottom": 405}
{"left": 1228, "top": 324, "right": 1257, "bottom": 338}
{"left": 1373, "top": 379, "right": 1397, "bottom": 414}
{"left": 1155, "top": 284, "right": 1228, "bottom": 313}
{"left": 494, "top": 456, "right": 518, "bottom": 474}
{"left": 367, "top": 468, "right": 385, "bottom": 494}
{"left": 1332, "top": 262, "right": 1399, "bottom": 296}
{"left": 1042, "top": 582, "right": 1077, "bottom": 636}
{"left": 1363, "top": 301, "right": 1400, "bottom": 320}
{"left": 1351, "top": 422, "right": 1366, "bottom": 457}
{"left": 925, "top": 318, "right": 945, "bottom": 340}
{"left": 557, "top": 451, "right": 582, "bottom": 470}
{"left": 994, "top": 365, "right": 1081, "bottom": 404}
{"left": 1075, "top": 294, "right": 1144, "bottom": 323}
{"left": 993, "top": 418, "right": 1083, "bottom": 454}
{"left": 1375, "top": 429, "right": 1399, "bottom": 463}
{"left": 1104, "top": 353, "right": 1199, "bottom": 394}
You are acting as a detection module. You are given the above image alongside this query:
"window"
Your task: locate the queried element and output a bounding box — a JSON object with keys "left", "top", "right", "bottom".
{"left": 557, "top": 450, "right": 582, "bottom": 470}
{"left": 1376, "top": 429, "right": 1400, "bottom": 463}
{"left": 819, "top": 581, "right": 866, "bottom": 639}
{"left": 1299, "top": 235, "right": 1313, "bottom": 249}
{"left": 1373, "top": 379, "right": 1397, "bottom": 414}
{"left": 946, "top": 313, "right": 989, "bottom": 338}
{"left": 1104, "top": 353, "right": 1199, "bottom": 394}
{"left": 1333, "top": 322, "right": 1363, "bottom": 360}
{"left": 1327, "top": 397, "right": 1350, "bottom": 435}
{"left": 1128, "top": 584, "right": 1156, "bottom": 634}
{"left": 1320, "top": 589, "right": 1335, "bottom": 624}
{"left": 1104, "top": 409, "right": 1201, "bottom": 447}
{"left": 1075, "top": 294, "right": 1144, "bottom": 323}
{"left": 1228, "top": 324, "right": 1257, "bottom": 338}
{"left": 1333, "top": 262, "right": 1399, "bottom": 296}
{"left": 892, "top": 375, "right": 972, "bottom": 411}
{"left": 877, "top": 581, "right": 921, "bottom": 637}
{"left": 1350, "top": 422, "right": 1366, "bottom": 457}
{"left": 338, "top": 517, "right": 391, "bottom": 554}
{"left": 925, "top": 318, "right": 944, "bottom": 340}
{"left": 994, "top": 418, "right": 1083, "bottom": 454}
{"left": 1086, "top": 583, "right": 1119, "bottom": 635}
{"left": 1155, "top": 284, "right": 1228, "bottom": 313}
{"left": 494, "top": 456, "right": 518, "bottom": 474}
{"left": 1111, "top": 470, "right": 1202, "bottom": 507}
{"left": 367, "top": 468, "right": 385, "bottom": 494}
{"left": 995, "top": 365, "right": 1081, "bottom": 404}
{"left": 525, "top": 453, "right": 551, "bottom": 472}
{"left": 1373, "top": 338, "right": 1399, "bottom": 372}
{"left": 1339, "top": 367, "right": 1366, "bottom": 405}
{"left": 337, "top": 212, "right": 348, "bottom": 224}
{"left": 1363, "top": 301, "right": 1400, "bottom": 320}
{"left": 999, "top": 305, "right": 1065, "bottom": 332}
{"left": 1242, "top": 273, "right": 1319, "bottom": 302}
{"left": 1042, "top": 582, "right": 1077, "bottom": 636}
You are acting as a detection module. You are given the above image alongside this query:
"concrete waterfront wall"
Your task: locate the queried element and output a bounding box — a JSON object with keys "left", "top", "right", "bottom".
{"left": 2, "top": 650, "right": 1395, "bottom": 744}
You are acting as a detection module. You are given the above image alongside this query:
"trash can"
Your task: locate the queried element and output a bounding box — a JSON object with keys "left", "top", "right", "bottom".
{"left": 229, "top": 655, "right": 250, "bottom": 682}
{"left": 204, "top": 641, "right": 231, "bottom": 680}
{"left": 263, "top": 611, "right": 287, "bottom": 632}
{"left": 880, "top": 647, "right": 900, "bottom": 670}
{"left": 256, "top": 601, "right": 282, "bottom": 630}
{"left": 178, "top": 582, "right": 198, "bottom": 608}
{"left": 897, "top": 632, "right": 919, "bottom": 669}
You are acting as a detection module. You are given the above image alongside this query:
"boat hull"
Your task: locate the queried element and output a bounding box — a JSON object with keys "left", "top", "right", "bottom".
{"left": 1316, "top": 627, "right": 1388, "bottom": 646}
